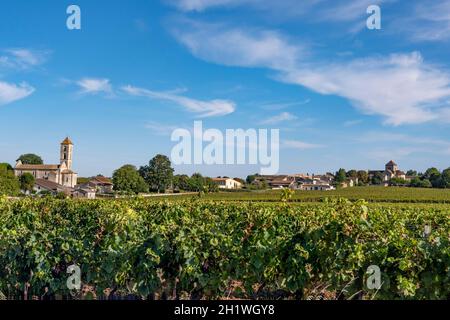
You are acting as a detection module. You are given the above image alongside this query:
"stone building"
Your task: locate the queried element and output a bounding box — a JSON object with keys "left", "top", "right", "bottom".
{"left": 14, "top": 137, "right": 78, "bottom": 188}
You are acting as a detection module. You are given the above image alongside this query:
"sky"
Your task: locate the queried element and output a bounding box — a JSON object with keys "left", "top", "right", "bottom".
{"left": 1, "top": 0, "right": 450, "bottom": 178}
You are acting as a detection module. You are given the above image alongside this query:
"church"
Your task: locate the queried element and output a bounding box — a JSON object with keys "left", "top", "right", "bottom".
{"left": 14, "top": 137, "right": 78, "bottom": 188}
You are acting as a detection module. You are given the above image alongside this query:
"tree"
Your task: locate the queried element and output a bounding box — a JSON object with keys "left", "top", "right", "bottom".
{"left": 246, "top": 174, "right": 258, "bottom": 185}
{"left": 390, "top": 177, "right": 407, "bottom": 186}
{"left": 347, "top": 170, "right": 358, "bottom": 179}
{"left": 422, "top": 168, "right": 441, "bottom": 188}
{"left": 441, "top": 168, "right": 450, "bottom": 188}
{"left": 173, "top": 174, "right": 190, "bottom": 191}
{"left": 406, "top": 170, "right": 418, "bottom": 177}
{"left": 113, "top": 165, "right": 148, "bottom": 194}
{"left": 0, "top": 163, "right": 20, "bottom": 196}
{"left": 410, "top": 177, "right": 432, "bottom": 188}
{"left": 371, "top": 172, "right": 384, "bottom": 185}
{"left": 17, "top": 154, "right": 43, "bottom": 165}
{"left": 19, "top": 173, "right": 35, "bottom": 193}
{"left": 357, "top": 170, "right": 369, "bottom": 185}
{"left": 189, "top": 173, "right": 206, "bottom": 192}
{"left": 76, "top": 177, "right": 90, "bottom": 185}
{"left": 335, "top": 168, "right": 347, "bottom": 184}
{"left": 139, "top": 155, "right": 174, "bottom": 193}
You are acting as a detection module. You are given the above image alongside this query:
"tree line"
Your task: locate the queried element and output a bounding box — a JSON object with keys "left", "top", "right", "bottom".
{"left": 112, "top": 154, "right": 219, "bottom": 195}
{"left": 334, "top": 167, "right": 450, "bottom": 188}
{"left": 0, "top": 154, "right": 43, "bottom": 196}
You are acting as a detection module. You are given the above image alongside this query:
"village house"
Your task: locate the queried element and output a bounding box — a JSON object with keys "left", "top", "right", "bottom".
{"left": 75, "top": 175, "right": 114, "bottom": 195}
{"left": 34, "top": 179, "right": 74, "bottom": 196}
{"left": 299, "top": 183, "right": 335, "bottom": 191}
{"left": 212, "top": 178, "right": 243, "bottom": 190}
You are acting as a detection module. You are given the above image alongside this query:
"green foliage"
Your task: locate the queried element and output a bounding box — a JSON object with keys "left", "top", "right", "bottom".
{"left": 406, "top": 170, "right": 418, "bottom": 177}
{"left": 441, "top": 168, "right": 450, "bottom": 188}
{"left": 113, "top": 165, "right": 148, "bottom": 194}
{"left": 371, "top": 172, "right": 384, "bottom": 185}
{"left": 390, "top": 177, "right": 408, "bottom": 186}
{"left": 280, "top": 188, "right": 294, "bottom": 202}
{"left": 335, "top": 168, "right": 347, "bottom": 184}
{"left": 17, "top": 154, "right": 43, "bottom": 165}
{"left": 76, "top": 177, "right": 90, "bottom": 185}
{"left": 0, "top": 164, "right": 20, "bottom": 196}
{"left": 410, "top": 178, "right": 432, "bottom": 188}
{"left": 55, "top": 192, "right": 67, "bottom": 199}
{"left": 246, "top": 174, "right": 258, "bottom": 184}
{"left": 139, "top": 155, "right": 174, "bottom": 193}
{"left": 19, "top": 173, "right": 35, "bottom": 192}
{"left": 346, "top": 170, "right": 358, "bottom": 179}
{"left": 172, "top": 174, "right": 190, "bottom": 192}
{"left": 171, "top": 186, "right": 450, "bottom": 204}
{"left": 0, "top": 198, "right": 447, "bottom": 300}
{"left": 357, "top": 171, "right": 369, "bottom": 185}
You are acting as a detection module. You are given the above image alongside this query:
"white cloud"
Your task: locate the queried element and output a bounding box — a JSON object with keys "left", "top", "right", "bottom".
{"left": 172, "top": 22, "right": 450, "bottom": 125}
{"left": 171, "top": 0, "right": 242, "bottom": 11}
{"left": 260, "top": 99, "right": 310, "bottom": 111}
{"left": 76, "top": 78, "right": 113, "bottom": 94}
{"left": 145, "top": 121, "right": 181, "bottom": 136}
{"left": 172, "top": 21, "right": 302, "bottom": 71}
{"left": 259, "top": 112, "right": 297, "bottom": 125}
{"left": 1, "top": 49, "right": 50, "bottom": 70}
{"left": 343, "top": 119, "right": 363, "bottom": 127}
{"left": 0, "top": 81, "right": 35, "bottom": 106}
{"left": 283, "top": 140, "right": 324, "bottom": 150}
{"left": 122, "top": 85, "right": 235, "bottom": 117}
{"left": 284, "top": 52, "right": 450, "bottom": 125}
{"left": 406, "top": 0, "right": 450, "bottom": 41}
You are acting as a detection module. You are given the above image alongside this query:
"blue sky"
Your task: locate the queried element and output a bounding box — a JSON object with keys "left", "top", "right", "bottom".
{"left": 1, "top": 0, "right": 450, "bottom": 178}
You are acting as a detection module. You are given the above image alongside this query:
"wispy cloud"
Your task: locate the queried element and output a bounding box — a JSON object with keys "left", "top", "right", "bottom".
{"left": 169, "top": 0, "right": 322, "bottom": 14}
{"left": 0, "top": 81, "right": 35, "bottom": 106}
{"left": 76, "top": 78, "right": 113, "bottom": 95}
{"left": 0, "top": 49, "right": 50, "bottom": 70}
{"left": 259, "top": 112, "right": 297, "bottom": 125}
{"left": 145, "top": 121, "right": 181, "bottom": 136}
{"left": 283, "top": 139, "right": 324, "bottom": 150}
{"left": 122, "top": 85, "right": 235, "bottom": 117}
{"left": 343, "top": 119, "right": 363, "bottom": 127}
{"left": 260, "top": 99, "right": 310, "bottom": 111}
{"left": 396, "top": 0, "right": 450, "bottom": 42}
{"left": 172, "top": 21, "right": 450, "bottom": 125}
{"left": 171, "top": 20, "right": 303, "bottom": 71}
{"left": 170, "top": 0, "right": 391, "bottom": 30}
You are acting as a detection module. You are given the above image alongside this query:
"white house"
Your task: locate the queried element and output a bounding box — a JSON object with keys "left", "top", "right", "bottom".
{"left": 212, "top": 178, "right": 243, "bottom": 190}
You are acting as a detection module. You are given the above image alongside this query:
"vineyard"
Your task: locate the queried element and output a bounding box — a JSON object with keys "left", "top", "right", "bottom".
{"left": 0, "top": 195, "right": 448, "bottom": 300}
{"left": 165, "top": 187, "right": 450, "bottom": 204}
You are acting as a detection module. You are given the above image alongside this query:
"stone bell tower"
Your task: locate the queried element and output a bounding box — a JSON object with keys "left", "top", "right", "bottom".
{"left": 60, "top": 137, "right": 74, "bottom": 170}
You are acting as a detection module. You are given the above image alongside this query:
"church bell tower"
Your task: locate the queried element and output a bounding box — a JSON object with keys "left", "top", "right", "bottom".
{"left": 60, "top": 137, "right": 74, "bottom": 170}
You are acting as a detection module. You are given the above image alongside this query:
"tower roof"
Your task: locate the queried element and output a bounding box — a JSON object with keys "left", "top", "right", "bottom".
{"left": 386, "top": 160, "right": 397, "bottom": 166}
{"left": 61, "top": 137, "right": 73, "bottom": 145}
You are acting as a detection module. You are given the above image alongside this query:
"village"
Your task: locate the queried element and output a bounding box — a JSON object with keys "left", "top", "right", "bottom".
{"left": 4, "top": 137, "right": 425, "bottom": 199}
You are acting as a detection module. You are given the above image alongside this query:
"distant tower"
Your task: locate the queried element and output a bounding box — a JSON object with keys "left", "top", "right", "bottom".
{"left": 385, "top": 160, "right": 398, "bottom": 173}
{"left": 60, "top": 137, "right": 74, "bottom": 170}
